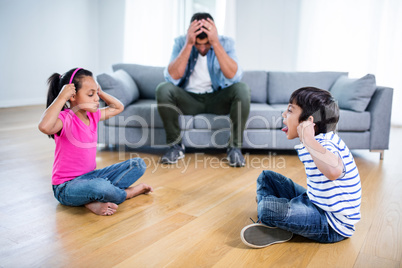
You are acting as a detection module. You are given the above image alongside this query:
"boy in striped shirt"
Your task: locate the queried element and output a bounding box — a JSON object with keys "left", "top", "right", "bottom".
{"left": 241, "top": 87, "right": 361, "bottom": 248}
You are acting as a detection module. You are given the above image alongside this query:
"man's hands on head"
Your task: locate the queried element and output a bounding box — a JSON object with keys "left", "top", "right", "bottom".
{"left": 186, "top": 20, "right": 203, "bottom": 46}
{"left": 173, "top": 16, "right": 236, "bottom": 80}
{"left": 200, "top": 18, "right": 219, "bottom": 45}
{"left": 186, "top": 18, "right": 219, "bottom": 47}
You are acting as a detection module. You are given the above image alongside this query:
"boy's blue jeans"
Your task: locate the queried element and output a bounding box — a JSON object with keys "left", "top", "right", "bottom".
{"left": 53, "top": 158, "right": 146, "bottom": 206}
{"left": 256, "top": 170, "right": 346, "bottom": 243}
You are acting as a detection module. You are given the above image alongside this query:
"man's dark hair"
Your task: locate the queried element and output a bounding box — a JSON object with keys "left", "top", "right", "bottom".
{"left": 190, "top": 12, "right": 214, "bottom": 40}
{"left": 289, "top": 87, "right": 339, "bottom": 135}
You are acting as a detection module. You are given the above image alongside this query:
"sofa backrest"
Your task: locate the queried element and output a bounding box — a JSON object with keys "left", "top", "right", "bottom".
{"left": 113, "top": 63, "right": 164, "bottom": 100}
{"left": 112, "top": 64, "right": 347, "bottom": 105}
{"left": 267, "top": 72, "right": 347, "bottom": 104}
{"left": 241, "top": 71, "right": 268, "bottom": 103}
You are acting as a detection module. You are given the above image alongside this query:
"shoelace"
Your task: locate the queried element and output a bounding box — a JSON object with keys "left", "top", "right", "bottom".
{"left": 249, "top": 217, "right": 262, "bottom": 224}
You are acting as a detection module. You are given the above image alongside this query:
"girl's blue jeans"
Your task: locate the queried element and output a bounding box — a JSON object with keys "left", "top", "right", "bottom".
{"left": 53, "top": 158, "right": 146, "bottom": 206}
{"left": 256, "top": 170, "right": 346, "bottom": 243}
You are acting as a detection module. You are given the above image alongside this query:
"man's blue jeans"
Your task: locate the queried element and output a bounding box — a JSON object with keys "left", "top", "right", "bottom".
{"left": 256, "top": 170, "right": 346, "bottom": 243}
{"left": 53, "top": 158, "right": 146, "bottom": 206}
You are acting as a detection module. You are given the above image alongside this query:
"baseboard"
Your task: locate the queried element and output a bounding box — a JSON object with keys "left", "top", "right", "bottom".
{"left": 0, "top": 98, "right": 45, "bottom": 108}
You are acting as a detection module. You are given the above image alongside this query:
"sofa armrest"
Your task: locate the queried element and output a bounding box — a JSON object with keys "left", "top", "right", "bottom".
{"left": 366, "top": 86, "right": 393, "bottom": 150}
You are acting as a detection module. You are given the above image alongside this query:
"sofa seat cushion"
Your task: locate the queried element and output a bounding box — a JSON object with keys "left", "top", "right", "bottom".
{"left": 338, "top": 109, "right": 370, "bottom": 131}
{"left": 247, "top": 104, "right": 283, "bottom": 129}
{"left": 271, "top": 104, "right": 370, "bottom": 132}
{"left": 193, "top": 104, "right": 283, "bottom": 130}
{"left": 103, "top": 99, "right": 194, "bottom": 129}
{"left": 267, "top": 72, "right": 347, "bottom": 104}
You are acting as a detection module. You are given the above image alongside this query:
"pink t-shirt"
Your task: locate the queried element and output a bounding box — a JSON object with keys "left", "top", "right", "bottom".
{"left": 52, "top": 109, "right": 101, "bottom": 185}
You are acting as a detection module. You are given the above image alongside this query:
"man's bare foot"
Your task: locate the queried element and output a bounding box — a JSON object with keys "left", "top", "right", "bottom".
{"left": 85, "top": 202, "right": 118, "bottom": 216}
{"left": 125, "top": 183, "right": 154, "bottom": 200}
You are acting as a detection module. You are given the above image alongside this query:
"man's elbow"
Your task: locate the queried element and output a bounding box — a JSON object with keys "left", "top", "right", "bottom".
{"left": 224, "top": 65, "right": 238, "bottom": 80}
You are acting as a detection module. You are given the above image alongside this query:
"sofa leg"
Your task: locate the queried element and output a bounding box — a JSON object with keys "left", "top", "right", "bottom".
{"left": 370, "top": 150, "right": 384, "bottom": 160}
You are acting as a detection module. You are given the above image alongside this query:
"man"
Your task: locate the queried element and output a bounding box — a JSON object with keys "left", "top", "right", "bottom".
{"left": 156, "top": 12, "right": 250, "bottom": 167}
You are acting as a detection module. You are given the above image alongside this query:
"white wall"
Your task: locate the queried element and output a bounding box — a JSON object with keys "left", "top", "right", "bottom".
{"left": 0, "top": 0, "right": 124, "bottom": 108}
{"left": 0, "top": 0, "right": 301, "bottom": 109}
{"left": 98, "top": 0, "right": 125, "bottom": 73}
{"left": 1, "top": 0, "right": 400, "bottom": 127}
{"left": 235, "top": 0, "right": 301, "bottom": 71}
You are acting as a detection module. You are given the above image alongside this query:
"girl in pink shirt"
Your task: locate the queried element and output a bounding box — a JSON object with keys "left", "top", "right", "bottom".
{"left": 39, "top": 68, "right": 153, "bottom": 216}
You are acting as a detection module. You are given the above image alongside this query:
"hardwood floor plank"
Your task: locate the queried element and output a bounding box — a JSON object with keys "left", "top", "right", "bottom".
{"left": 59, "top": 212, "right": 196, "bottom": 267}
{"left": 113, "top": 184, "right": 257, "bottom": 267}
{"left": 354, "top": 252, "right": 400, "bottom": 268}
{"left": 360, "top": 178, "right": 402, "bottom": 262}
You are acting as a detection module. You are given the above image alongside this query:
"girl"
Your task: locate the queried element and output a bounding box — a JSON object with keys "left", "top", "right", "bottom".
{"left": 39, "top": 68, "right": 153, "bottom": 216}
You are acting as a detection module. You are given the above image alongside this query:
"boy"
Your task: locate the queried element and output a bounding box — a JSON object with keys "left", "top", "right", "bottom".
{"left": 240, "top": 87, "right": 361, "bottom": 248}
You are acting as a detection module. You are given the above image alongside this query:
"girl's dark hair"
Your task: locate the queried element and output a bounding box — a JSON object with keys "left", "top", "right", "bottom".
{"left": 289, "top": 87, "right": 339, "bottom": 135}
{"left": 46, "top": 68, "right": 93, "bottom": 139}
{"left": 190, "top": 12, "right": 214, "bottom": 40}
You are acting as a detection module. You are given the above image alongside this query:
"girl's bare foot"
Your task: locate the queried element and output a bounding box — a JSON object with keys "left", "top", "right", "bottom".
{"left": 125, "top": 183, "right": 154, "bottom": 200}
{"left": 85, "top": 202, "right": 118, "bottom": 216}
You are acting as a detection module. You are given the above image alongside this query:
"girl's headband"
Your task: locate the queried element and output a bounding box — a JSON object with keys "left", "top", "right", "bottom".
{"left": 69, "top": 68, "right": 83, "bottom": 84}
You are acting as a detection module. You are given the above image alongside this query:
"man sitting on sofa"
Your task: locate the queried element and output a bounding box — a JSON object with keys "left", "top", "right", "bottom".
{"left": 156, "top": 12, "right": 250, "bottom": 167}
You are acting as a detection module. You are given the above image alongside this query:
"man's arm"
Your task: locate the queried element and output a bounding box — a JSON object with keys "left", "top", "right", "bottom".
{"left": 168, "top": 20, "right": 203, "bottom": 80}
{"left": 201, "top": 18, "right": 238, "bottom": 79}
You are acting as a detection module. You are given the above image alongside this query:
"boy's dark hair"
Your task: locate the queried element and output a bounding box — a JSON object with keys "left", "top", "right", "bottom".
{"left": 289, "top": 87, "right": 339, "bottom": 135}
{"left": 46, "top": 68, "right": 93, "bottom": 139}
{"left": 190, "top": 12, "right": 214, "bottom": 40}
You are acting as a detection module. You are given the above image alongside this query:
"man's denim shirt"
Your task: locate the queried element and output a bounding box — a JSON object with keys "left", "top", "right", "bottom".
{"left": 164, "top": 35, "right": 243, "bottom": 91}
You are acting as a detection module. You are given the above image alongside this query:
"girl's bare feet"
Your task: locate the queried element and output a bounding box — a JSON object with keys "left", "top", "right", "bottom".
{"left": 125, "top": 183, "right": 154, "bottom": 200}
{"left": 85, "top": 202, "right": 118, "bottom": 216}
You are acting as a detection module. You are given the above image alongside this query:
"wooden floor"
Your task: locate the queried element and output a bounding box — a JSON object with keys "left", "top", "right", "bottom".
{"left": 0, "top": 105, "right": 401, "bottom": 268}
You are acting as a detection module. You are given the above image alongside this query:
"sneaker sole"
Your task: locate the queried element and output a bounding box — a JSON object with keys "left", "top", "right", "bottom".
{"left": 161, "top": 153, "right": 185, "bottom": 164}
{"left": 227, "top": 157, "right": 245, "bottom": 167}
{"left": 240, "top": 223, "right": 293, "bottom": 248}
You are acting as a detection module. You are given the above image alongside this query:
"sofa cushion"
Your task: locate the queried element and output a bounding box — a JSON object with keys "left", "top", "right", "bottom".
{"left": 338, "top": 109, "right": 370, "bottom": 131}
{"left": 97, "top": 70, "right": 139, "bottom": 106}
{"left": 192, "top": 104, "right": 283, "bottom": 130}
{"left": 267, "top": 72, "right": 347, "bottom": 104}
{"left": 241, "top": 71, "right": 268, "bottom": 103}
{"left": 247, "top": 104, "right": 283, "bottom": 129}
{"left": 330, "top": 74, "right": 376, "bottom": 112}
{"left": 104, "top": 99, "right": 193, "bottom": 129}
{"left": 113, "top": 64, "right": 165, "bottom": 100}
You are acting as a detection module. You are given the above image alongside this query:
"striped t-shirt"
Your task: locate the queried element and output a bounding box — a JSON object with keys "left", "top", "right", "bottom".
{"left": 294, "top": 131, "right": 361, "bottom": 237}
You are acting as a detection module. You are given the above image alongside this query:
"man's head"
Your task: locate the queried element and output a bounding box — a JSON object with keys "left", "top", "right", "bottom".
{"left": 191, "top": 13, "right": 214, "bottom": 56}
{"left": 284, "top": 87, "right": 339, "bottom": 137}
{"left": 191, "top": 13, "right": 214, "bottom": 39}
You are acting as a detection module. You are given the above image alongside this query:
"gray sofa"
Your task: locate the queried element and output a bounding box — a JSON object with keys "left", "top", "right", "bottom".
{"left": 97, "top": 63, "right": 393, "bottom": 159}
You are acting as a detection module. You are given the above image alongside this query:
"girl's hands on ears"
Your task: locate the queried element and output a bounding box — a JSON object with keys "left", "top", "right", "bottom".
{"left": 97, "top": 84, "right": 104, "bottom": 98}
{"left": 60, "top": 83, "right": 76, "bottom": 101}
